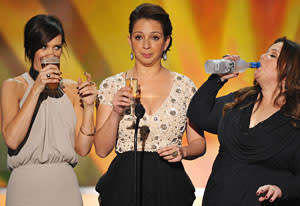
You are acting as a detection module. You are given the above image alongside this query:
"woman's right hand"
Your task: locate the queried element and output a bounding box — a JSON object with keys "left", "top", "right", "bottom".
{"left": 219, "top": 55, "right": 240, "bottom": 82}
{"left": 111, "top": 87, "right": 133, "bottom": 116}
{"left": 256, "top": 184, "right": 282, "bottom": 203}
{"left": 32, "top": 65, "right": 61, "bottom": 93}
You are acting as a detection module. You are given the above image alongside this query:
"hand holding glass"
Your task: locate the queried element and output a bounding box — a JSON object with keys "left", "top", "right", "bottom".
{"left": 125, "top": 73, "right": 139, "bottom": 117}
{"left": 41, "top": 56, "right": 60, "bottom": 90}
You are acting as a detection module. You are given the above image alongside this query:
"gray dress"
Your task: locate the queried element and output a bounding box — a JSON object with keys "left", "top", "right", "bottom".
{"left": 6, "top": 73, "right": 83, "bottom": 206}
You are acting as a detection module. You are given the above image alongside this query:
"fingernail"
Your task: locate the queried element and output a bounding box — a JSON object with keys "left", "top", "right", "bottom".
{"left": 270, "top": 199, "right": 273, "bottom": 202}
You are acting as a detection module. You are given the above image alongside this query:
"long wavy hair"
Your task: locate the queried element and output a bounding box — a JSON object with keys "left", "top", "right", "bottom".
{"left": 224, "top": 37, "right": 300, "bottom": 127}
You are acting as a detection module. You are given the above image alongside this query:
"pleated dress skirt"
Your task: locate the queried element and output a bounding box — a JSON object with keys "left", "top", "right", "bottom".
{"left": 96, "top": 151, "right": 195, "bottom": 206}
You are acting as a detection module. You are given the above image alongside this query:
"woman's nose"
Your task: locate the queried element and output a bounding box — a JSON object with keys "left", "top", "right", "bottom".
{"left": 143, "top": 39, "right": 150, "bottom": 49}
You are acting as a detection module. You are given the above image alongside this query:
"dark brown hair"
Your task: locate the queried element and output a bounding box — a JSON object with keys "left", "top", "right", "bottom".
{"left": 24, "top": 14, "right": 66, "bottom": 64}
{"left": 224, "top": 37, "right": 300, "bottom": 126}
{"left": 129, "top": 3, "right": 172, "bottom": 53}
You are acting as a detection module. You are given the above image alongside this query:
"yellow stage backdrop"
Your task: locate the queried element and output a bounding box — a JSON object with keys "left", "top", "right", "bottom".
{"left": 1, "top": 0, "right": 300, "bottom": 195}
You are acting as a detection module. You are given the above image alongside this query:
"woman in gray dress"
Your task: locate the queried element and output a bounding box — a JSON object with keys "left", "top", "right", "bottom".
{"left": 0, "top": 15, "right": 97, "bottom": 206}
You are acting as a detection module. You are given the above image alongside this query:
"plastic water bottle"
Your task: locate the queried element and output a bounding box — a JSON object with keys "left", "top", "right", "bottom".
{"left": 204, "top": 59, "right": 261, "bottom": 74}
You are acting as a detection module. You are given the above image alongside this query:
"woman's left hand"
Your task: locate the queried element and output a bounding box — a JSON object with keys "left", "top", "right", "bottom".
{"left": 77, "top": 72, "right": 97, "bottom": 107}
{"left": 157, "top": 145, "right": 184, "bottom": 162}
{"left": 256, "top": 184, "right": 282, "bottom": 203}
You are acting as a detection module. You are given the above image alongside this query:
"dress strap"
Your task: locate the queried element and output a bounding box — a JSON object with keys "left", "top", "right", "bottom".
{"left": 19, "top": 73, "right": 34, "bottom": 108}
{"left": 22, "top": 72, "right": 34, "bottom": 85}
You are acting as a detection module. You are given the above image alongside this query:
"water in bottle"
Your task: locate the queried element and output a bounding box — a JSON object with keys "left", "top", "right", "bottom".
{"left": 205, "top": 59, "right": 261, "bottom": 74}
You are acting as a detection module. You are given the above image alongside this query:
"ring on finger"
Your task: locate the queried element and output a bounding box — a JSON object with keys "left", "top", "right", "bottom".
{"left": 172, "top": 151, "right": 178, "bottom": 158}
{"left": 46, "top": 73, "right": 51, "bottom": 78}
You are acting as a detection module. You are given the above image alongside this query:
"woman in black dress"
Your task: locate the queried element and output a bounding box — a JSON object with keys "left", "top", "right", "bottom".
{"left": 188, "top": 37, "right": 300, "bottom": 206}
{"left": 94, "top": 3, "right": 206, "bottom": 206}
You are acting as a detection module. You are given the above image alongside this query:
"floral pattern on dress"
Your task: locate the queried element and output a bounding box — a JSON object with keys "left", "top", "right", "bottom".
{"left": 98, "top": 72, "right": 197, "bottom": 153}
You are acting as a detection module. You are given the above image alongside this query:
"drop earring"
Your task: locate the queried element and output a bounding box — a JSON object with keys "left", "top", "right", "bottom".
{"left": 130, "top": 51, "right": 134, "bottom": 60}
{"left": 162, "top": 51, "right": 167, "bottom": 61}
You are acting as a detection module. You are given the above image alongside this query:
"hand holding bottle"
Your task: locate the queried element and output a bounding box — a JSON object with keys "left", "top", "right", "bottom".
{"left": 219, "top": 55, "right": 240, "bottom": 82}
{"left": 205, "top": 55, "right": 260, "bottom": 74}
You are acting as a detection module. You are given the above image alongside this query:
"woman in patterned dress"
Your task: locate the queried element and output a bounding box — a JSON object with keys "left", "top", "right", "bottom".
{"left": 94, "top": 3, "right": 206, "bottom": 206}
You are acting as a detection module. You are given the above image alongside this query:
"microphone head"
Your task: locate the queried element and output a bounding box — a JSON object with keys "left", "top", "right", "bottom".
{"left": 135, "top": 103, "right": 145, "bottom": 119}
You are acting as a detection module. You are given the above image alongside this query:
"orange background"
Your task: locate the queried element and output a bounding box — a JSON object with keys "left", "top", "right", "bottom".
{"left": 1, "top": 0, "right": 300, "bottom": 194}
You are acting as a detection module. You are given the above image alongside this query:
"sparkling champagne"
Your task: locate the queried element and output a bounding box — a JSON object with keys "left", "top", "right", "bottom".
{"left": 125, "top": 78, "right": 138, "bottom": 116}
{"left": 126, "top": 78, "right": 138, "bottom": 99}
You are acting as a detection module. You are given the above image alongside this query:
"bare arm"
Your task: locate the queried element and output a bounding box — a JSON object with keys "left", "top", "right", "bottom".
{"left": 94, "top": 87, "right": 132, "bottom": 158}
{"left": 158, "top": 119, "right": 206, "bottom": 162}
{"left": 182, "top": 119, "right": 206, "bottom": 159}
{"left": 1, "top": 66, "right": 60, "bottom": 150}
{"left": 1, "top": 79, "right": 40, "bottom": 150}
{"left": 66, "top": 73, "right": 97, "bottom": 156}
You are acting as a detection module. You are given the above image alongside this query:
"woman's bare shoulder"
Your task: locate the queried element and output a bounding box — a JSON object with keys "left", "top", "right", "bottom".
{"left": 1, "top": 75, "right": 28, "bottom": 104}
{"left": 1, "top": 75, "right": 27, "bottom": 91}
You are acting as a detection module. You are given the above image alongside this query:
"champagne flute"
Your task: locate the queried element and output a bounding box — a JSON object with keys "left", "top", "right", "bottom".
{"left": 125, "top": 72, "right": 139, "bottom": 119}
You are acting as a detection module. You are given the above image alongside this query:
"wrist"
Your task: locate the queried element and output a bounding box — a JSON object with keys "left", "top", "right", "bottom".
{"left": 30, "top": 86, "right": 42, "bottom": 98}
{"left": 83, "top": 103, "right": 94, "bottom": 111}
{"left": 180, "top": 146, "right": 188, "bottom": 159}
{"left": 80, "top": 127, "right": 95, "bottom": 136}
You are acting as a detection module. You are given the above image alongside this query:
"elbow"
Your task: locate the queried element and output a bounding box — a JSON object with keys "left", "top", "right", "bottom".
{"left": 75, "top": 146, "right": 90, "bottom": 157}
{"left": 3, "top": 133, "right": 20, "bottom": 151}
{"left": 77, "top": 150, "right": 89, "bottom": 157}
{"left": 95, "top": 149, "right": 109, "bottom": 158}
{"left": 93, "top": 133, "right": 114, "bottom": 158}
{"left": 199, "top": 140, "right": 207, "bottom": 157}
{"left": 199, "top": 146, "right": 206, "bottom": 157}
{"left": 94, "top": 145, "right": 110, "bottom": 158}
{"left": 6, "top": 142, "right": 19, "bottom": 151}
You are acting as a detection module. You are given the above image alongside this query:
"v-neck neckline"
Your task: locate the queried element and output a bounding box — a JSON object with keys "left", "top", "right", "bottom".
{"left": 122, "top": 71, "right": 176, "bottom": 117}
{"left": 247, "top": 101, "right": 281, "bottom": 130}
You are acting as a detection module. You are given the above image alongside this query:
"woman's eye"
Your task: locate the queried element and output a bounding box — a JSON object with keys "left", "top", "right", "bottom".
{"left": 135, "top": 36, "right": 142, "bottom": 40}
{"left": 54, "top": 45, "right": 62, "bottom": 50}
{"left": 152, "top": 36, "right": 160, "bottom": 40}
{"left": 270, "top": 54, "right": 276, "bottom": 58}
{"left": 41, "top": 45, "right": 47, "bottom": 49}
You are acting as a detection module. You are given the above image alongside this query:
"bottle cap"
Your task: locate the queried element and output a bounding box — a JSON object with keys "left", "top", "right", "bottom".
{"left": 250, "top": 62, "right": 261, "bottom": 68}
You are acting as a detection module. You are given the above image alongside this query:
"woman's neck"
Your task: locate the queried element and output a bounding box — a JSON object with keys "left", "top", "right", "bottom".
{"left": 132, "top": 61, "right": 165, "bottom": 80}
{"left": 260, "top": 85, "right": 285, "bottom": 107}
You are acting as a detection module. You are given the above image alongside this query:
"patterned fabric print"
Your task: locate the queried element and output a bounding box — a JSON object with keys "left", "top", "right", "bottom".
{"left": 98, "top": 72, "right": 197, "bottom": 153}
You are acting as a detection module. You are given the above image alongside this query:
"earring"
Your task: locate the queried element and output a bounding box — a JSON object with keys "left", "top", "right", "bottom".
{"left": 163, "top": 51, "right": 167, "bottom": 61}
{"left": 130, "top": 51, "right": 134, "bottom": 60}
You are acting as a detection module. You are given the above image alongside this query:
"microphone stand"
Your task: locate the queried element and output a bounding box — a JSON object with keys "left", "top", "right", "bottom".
{"left": 133, "top": 103, "right": 145, "bottom": 206}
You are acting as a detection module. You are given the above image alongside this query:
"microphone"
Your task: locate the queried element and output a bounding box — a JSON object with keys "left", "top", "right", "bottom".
{"left": 133, "top": 103, "right": 145, "bottom": 206}
{"left": 135, "top": 103, "right": 145, "bottom": 119}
